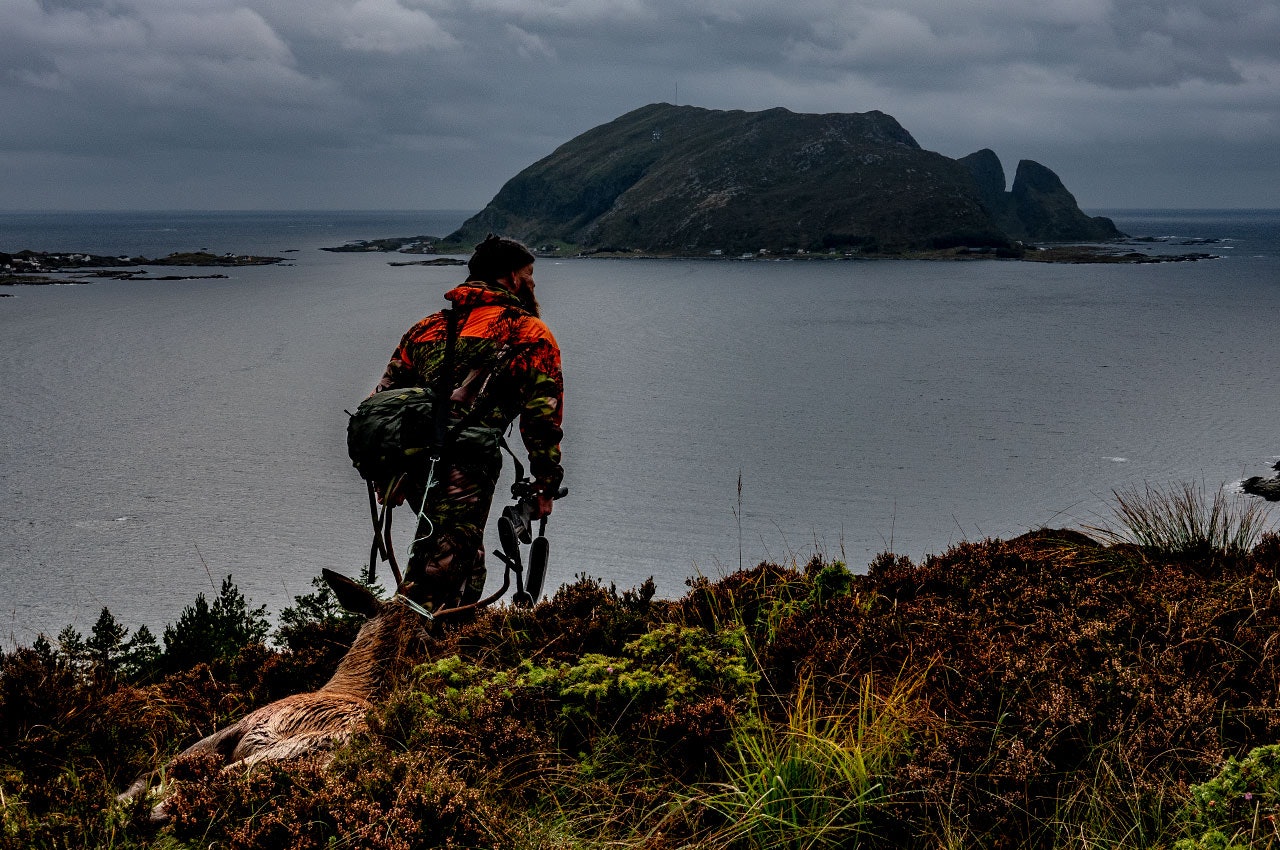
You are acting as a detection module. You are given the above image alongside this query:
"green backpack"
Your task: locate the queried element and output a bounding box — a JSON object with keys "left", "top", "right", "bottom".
{"left": 346, "top": 385, "right": 502, "bottom": 486}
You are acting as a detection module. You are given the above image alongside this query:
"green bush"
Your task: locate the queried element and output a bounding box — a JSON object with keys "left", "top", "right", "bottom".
{"left": 517, "top": 622, "right": 757, "bottom": 717}
{"left": 1178, "top": 745, "right": 1280, "bottom": 850}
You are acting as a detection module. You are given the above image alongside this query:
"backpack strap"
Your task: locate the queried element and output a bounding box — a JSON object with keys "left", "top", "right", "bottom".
{"left": 365, "top": 305, "right": 469, "bottom": 587}
{"left": 432, "top": 306, "right": 469, "bottom": 458}
{"left": 442, "top": 341, "right": 536, "bottom": 442}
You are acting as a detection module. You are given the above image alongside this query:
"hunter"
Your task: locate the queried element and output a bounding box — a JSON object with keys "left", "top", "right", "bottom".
{"left": 373, "top": 234, "right": 564, "bottom": 611}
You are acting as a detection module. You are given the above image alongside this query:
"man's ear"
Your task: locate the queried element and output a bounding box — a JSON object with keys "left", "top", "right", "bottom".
{"left": 322, "top": 568, "right": 382, "bottom": 618}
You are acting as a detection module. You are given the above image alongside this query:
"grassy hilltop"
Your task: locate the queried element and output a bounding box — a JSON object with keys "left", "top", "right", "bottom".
{"left": 3, "top": 484, "right": 1280, "bottom": 849}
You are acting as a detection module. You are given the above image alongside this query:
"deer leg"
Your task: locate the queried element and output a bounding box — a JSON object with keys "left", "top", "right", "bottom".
{"left": 118, "top": 719, "right": 246, "bottom": 803}
{"left": 229, "top": 728, "right": 359, "bottom": 772}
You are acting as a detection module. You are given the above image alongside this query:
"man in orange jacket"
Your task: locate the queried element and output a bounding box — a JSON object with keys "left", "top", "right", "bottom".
{"left": 373, "top": 234, "right": 564, "bottom": 610}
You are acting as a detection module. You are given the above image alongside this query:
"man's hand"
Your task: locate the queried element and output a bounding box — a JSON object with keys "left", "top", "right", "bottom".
{"left": 530, "top": 491, "right": 555, "bottom": 520}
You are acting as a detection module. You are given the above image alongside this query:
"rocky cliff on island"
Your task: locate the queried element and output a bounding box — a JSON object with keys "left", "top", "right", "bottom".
{"left": 443, "top": 103, "right": 1123, "bottom": 257}
{"left": 958, "top": 149, "right": 1121, "bottom": 243}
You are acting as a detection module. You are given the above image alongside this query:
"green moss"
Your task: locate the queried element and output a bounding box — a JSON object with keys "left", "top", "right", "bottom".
{"left": 515, "top": 623, "right": 755, "bottom": 718}
{"left": 1177, "top": 745, "right": 1280, "bottom": 849}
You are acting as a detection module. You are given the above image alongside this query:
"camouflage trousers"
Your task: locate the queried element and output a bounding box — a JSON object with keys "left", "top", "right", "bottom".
{"left": 401, "top": 453, "right": 501, "bottom": 612}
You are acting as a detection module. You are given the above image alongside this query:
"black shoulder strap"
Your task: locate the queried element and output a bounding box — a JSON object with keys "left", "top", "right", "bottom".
{"left": 432, "top": 306, "right": 468, "bottom": 455}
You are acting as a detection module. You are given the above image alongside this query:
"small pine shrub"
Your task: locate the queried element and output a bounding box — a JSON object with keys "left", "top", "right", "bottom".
{"left": 161, "top": 575, "right": 269, "bottom": 672}
{"left": 806, "top": 561, "right": 855, "bottom": 609}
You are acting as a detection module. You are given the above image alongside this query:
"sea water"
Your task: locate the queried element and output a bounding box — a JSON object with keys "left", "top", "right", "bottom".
{"left": 2, "top": 209, "right": 1278, "bottom": 647}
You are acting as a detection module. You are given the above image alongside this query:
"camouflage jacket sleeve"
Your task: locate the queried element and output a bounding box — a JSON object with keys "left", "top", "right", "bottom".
{"left": 373, "top": 317, "right": 436, "bottom": 393}
{"left": 514, "top": 336, "right": 564, "bottom": 494}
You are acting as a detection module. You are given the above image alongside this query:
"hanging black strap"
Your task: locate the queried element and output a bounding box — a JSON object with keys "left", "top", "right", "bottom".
{"left": 432, "top": 306, "right": 467, "bottom": 458}
{"left": 500, "top": 436, "right": 525, "bottom": 482}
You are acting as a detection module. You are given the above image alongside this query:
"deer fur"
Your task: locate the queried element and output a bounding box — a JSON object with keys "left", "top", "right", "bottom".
{"left": 120, "top": 569, "right": 428, "bottom": 819}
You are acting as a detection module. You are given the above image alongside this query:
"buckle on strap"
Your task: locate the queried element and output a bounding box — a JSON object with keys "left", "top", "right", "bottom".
{"left": 395, "top": 593, "right": 435, "bottom": 622}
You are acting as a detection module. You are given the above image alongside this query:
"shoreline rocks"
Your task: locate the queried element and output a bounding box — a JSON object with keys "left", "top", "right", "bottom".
{"left": 1, "top": 249, "right": 282, "bottom": 274}
{"left": 321, "top": 236, "right": 438, "bottom": 253}
{"left": 387, "top": 257, "right": 466, "bottom": 267}
{"left": 321, "top": 237, "right": 1217, "bottom": 264}
{"left": 1, "top": 250, "right": 282, "bottom": 288}
{"left": 1243, "top": 462, "right": 1280, "bottom": 501}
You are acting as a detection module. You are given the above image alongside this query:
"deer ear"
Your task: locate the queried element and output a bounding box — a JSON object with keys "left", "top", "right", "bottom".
{"left": 322, "top": 568, "right": 382, "bottom": 618}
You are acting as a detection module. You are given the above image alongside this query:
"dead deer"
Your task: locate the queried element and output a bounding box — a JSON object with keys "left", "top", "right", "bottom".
{"left": 119, "top": 568, "right": 430, "bottom": 819}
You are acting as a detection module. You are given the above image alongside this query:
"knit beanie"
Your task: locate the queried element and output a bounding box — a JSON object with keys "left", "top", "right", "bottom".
{"left": 467, "top": 234, "right": 536, "bottom": 283}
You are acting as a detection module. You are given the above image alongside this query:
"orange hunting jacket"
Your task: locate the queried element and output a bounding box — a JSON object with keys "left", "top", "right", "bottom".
{"left": 375, "top": 281, "right": 564, "bottom": 494}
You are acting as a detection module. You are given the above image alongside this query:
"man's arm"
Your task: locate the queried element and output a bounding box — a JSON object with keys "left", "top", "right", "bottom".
{"left": 373, "top": 343, "right": 417, "bottom": 394}
{"left": 516, "top": 339, "right": 564, "bottom": 516}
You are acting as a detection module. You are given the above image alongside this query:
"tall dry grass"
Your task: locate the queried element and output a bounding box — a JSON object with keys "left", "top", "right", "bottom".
{"left": 1089, "top": 481, "right": 1272, "bottom": 559}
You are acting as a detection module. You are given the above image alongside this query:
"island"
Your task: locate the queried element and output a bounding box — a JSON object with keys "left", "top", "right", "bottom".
{"left": 0, "top": 250, "right": 284, "bottom": 286}
{"left": 436, "top": 103, "right": 1129, "bottom": 258}
{"left": 330, "top": 104, "right": 1209, "bottom": 263}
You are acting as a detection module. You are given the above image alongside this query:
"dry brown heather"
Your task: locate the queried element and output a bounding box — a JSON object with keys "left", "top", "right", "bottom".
{"left": 5, "top": 525, "right": 1280, "bottom": 848}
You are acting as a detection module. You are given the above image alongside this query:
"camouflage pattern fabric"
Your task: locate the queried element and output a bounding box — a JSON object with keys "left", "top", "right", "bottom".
{"left": 398, "top": 455, "right": 500, "bottom": 611}
{"left": 374, "top": 280, "right": 564, "bottom": 608}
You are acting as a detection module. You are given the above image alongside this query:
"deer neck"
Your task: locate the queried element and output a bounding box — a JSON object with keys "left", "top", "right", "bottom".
{"left": 319, "top": 607, "right": 416, "bottom": 700}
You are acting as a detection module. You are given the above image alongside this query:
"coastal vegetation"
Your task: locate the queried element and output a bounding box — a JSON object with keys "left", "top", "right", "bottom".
{"left": 317, "top": 235, "right": 1218, "bottom": 265}
{"left": 3, "top": 483, "right": 1280, "bottom": 849}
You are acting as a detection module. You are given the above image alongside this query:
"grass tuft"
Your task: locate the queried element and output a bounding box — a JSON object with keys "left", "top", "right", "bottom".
{"left": 698, "top": 669, "right": 926, "bottom": 849}
{"left": 1088, "top": 481, "right": 1273, "bottom": 560}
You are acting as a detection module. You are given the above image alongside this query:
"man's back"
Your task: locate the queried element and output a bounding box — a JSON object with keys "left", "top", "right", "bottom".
{"left": 375, "top": 278, "right": 563, "bottom": 498}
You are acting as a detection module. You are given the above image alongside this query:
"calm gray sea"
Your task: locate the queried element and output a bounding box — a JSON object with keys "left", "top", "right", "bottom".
{"left": 2, "top": 209, "right": 1278, "bottom": 647}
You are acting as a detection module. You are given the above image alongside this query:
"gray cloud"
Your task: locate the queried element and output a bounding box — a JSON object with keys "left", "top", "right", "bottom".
{"left": 2, "top": 0, "right": 1277, "bottom": 209}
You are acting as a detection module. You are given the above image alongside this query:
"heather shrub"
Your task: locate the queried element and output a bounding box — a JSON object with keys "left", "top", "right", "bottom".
{"left": 763, "top": 529, "right": 1280, "bottom": 845}
{"left": 8, "top": 493, "right": 1280, "bottom": 849}
{"left": 162, "top": 748, "right": 497, "bottom": 850}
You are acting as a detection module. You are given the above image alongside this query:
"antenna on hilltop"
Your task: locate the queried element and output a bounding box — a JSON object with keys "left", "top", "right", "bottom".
{"left": 674, "top": 82, "right": 678, "bottom": 106}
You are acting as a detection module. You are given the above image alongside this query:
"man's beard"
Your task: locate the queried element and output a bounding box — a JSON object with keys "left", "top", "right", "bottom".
{"left": 517, "top": 285, "right": 541, "bottom": 318}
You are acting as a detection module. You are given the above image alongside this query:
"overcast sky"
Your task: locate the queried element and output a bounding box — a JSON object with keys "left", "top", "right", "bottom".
{"left": 4, "top": 0, "right": 1278, "bottom": 210}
